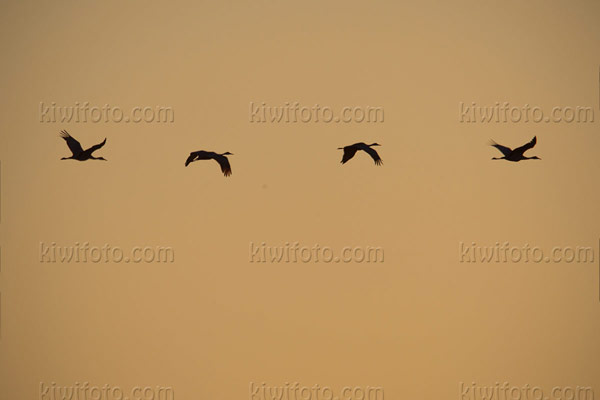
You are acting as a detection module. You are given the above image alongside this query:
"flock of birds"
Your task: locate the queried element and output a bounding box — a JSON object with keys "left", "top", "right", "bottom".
{"left": 59, "top": 130, "right": 541, "bottom": 176}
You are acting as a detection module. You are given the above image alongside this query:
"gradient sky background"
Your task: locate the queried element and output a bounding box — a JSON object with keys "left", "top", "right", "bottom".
{"left": 1, "top": 0, "right": 599, "bottom": 398}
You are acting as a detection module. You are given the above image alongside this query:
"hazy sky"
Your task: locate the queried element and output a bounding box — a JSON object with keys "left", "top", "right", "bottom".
{"left": 1, "top": 1, "right": 599, "bottom": 399}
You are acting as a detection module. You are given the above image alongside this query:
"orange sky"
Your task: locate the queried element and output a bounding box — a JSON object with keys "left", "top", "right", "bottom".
{"left": 1, "top": 1, "right": 599, "bottom": 398}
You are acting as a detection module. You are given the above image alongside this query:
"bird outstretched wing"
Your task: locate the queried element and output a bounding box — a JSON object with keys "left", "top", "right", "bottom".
{"left": 363, "top": 146, "right": 383, "bottom": 165}
{"left": 489, "top": 140, "right": 512, "bottom": 157}
{"left": 185, "top": 153, "right": 197, "bottom": 167}
{"left": 60, "top": 130, "right": 84, "bottom": 156}
{"left": 340, "top": 147, "right": 358, "bottom": 164}
{"left": 512, "top": 136, "right": 537, "bottom": 156}
{"left": 185, "top": 151, "right": 207, "bottom": 166}
{"left": 215, "top": 155, "right": 232, "bottom": 177}
{"left": 87, "top": 138, "right": 107, "bottom": 154}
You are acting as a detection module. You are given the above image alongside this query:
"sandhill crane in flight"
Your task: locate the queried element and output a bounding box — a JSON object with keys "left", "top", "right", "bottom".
{"left": 185, "top": 150, "right": 233, "bottom": 177}
{"left": 490, "top": 136, "right": 540, "bottom": 162}
{"left": 60, "top": 130, "right": 107, "bottom": 161}
{"left": 338, "top": 142, "right": 382, "bottom": 165}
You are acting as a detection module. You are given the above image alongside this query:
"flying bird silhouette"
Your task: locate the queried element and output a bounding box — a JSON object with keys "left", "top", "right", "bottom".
{"left": 60, "top": 130, "right": 107, "bottom": 161}
{"left": 185, "top": 150, "right": 233, "bottom": 177}
{"left": 338, "top": 142, "right": 382, "bottom": 165}
{"left": 490, "top": 136, "right": 540, "bottom": 162}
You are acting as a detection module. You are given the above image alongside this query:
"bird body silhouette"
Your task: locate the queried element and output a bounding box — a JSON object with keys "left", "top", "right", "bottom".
{"left": 338, "top": 142, "right": 382, "bottom": 165}
{"left": 490, "top": 136, "right": 540, "bottom": 162}
{"left": 185, "top": 150, "right": 233, "bottom": 176}
{"left": 60, "top": 130, "right": 107, "bottom": 161}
